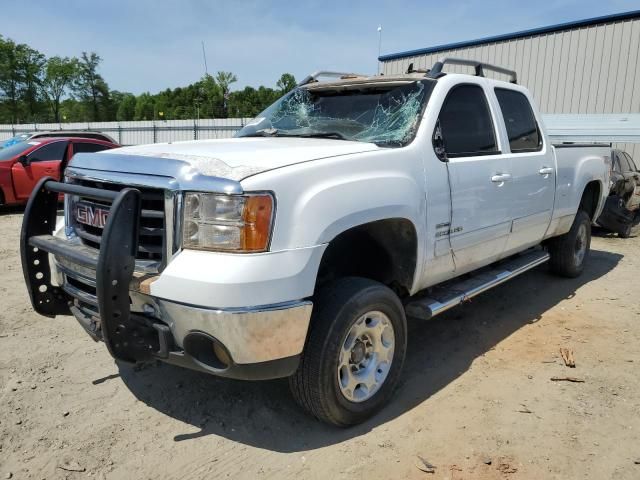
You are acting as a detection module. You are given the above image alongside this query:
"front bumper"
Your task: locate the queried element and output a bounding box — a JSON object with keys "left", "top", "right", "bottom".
{"left": 20, "top": 178, "right": 313, "bottom": 380}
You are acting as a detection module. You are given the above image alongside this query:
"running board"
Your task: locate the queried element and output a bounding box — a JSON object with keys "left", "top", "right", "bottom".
{"left": 405, "top": 250, "right": 550, "bottom": 320}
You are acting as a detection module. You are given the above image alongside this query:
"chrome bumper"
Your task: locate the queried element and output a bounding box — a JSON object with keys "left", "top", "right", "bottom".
{"left": 54, "top": 256, "right": 312, "bottom": 378}
{"left": 157, "top": 299, "right": 312, "bottom": 365}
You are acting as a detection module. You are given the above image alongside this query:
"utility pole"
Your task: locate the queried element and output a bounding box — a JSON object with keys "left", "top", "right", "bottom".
{"left": 201, "top": 41, "right": 209, "bottom": 76}
{"left": 377, "top": 25, "right": 383, "bottom": 75}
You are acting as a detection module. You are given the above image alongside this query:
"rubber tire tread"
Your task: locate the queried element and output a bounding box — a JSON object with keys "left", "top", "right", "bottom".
{"left": 289, "top": 277, "right": 407, "bottom": 427}
{"left": 548, "top": 210, "right": 591, "bottom": 278}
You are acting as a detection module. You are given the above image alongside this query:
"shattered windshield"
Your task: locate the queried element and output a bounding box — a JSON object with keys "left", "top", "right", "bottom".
{"left": 236, "top": 80, "right": 435, "bottom": 147}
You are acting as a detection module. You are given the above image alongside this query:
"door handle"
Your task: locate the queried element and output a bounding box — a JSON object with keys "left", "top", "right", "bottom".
{"left": 539, "top": 166, "right": 554, "bottom": 175}
{"left": 491, "top": 173, "right": 512, "bottom": 183}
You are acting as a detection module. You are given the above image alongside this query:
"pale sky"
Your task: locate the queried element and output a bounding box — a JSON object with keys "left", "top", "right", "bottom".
{"left": 3, "top": 0, "right": 637, "bottom": 94}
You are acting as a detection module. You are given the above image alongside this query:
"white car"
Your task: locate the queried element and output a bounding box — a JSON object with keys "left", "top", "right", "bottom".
{"left": 21, "top": 58, "right": 611, "bottom": 426}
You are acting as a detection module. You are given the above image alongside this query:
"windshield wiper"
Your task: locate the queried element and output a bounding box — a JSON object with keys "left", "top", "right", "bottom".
{"left": 282, "top": 132, "right": 348, "bottom": 140}
{"left": 242, "top": 129, "right": 348, "bottom": 141}
{"left": 241, "top": 128, "right": 280, "bottom": 137}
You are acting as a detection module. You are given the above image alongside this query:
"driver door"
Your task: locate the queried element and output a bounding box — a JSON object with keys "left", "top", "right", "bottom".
{"left": 437, "top": 83, "right": 512, "bottom": 272}
{"left": 11, "top": 140, "right": 69, "bottom": 201}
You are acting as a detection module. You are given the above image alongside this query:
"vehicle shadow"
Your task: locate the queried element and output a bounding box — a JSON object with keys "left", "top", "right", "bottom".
{"left": 118, "top": 248, "right": 622, "bottom": 452}
{"left": 0, "top": 205, "right": 25, "bottom": 216}
{"left": 592, "top": 225, "right": 638, "bottom": 239}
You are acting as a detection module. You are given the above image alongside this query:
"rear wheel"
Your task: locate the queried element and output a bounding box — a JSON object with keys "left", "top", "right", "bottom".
{"left": 289, "top": 277, "right": 407, "bottom": 427}
{"left": 619, "top": 223, "right": 632, "bottom": 238}
{"left": 548, "top": 210, "right": 591, "bottom": 278}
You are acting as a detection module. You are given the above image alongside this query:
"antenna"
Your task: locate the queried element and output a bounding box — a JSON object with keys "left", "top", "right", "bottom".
{"left": 377, "top": 25, "right": 383, "bottom": 74}
{"left": 201, "top": 41, "right": 209, "bottom": 76}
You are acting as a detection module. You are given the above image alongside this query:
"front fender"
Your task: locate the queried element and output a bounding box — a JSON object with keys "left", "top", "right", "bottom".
{"left": 240, "top": 150, "right": 427, "bottom": 292}
{"left": 294, "top": 172, "right": 423, "bottom": 245}
{"left": 241, "top": 151, "right": 426, "bottom": 250}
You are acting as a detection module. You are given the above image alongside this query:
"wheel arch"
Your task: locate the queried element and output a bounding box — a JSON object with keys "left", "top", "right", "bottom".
{"left": 579, "top": 180, "right": 603, "bottom": 221}
{"left": 314, "top": 217, "right": 418, "bottom": 298}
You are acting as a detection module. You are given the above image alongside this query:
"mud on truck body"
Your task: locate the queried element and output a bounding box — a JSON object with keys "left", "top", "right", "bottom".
{"left": 21, "top": 58, "right": 611, "bottom": 426}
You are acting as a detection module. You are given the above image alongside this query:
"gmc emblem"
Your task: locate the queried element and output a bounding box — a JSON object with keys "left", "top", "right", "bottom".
{"left": 75, "top": 204, "right": 109, "bottom": 229}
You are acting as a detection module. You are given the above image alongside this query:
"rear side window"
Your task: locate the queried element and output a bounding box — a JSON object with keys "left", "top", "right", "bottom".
{"left": 614, "top": 152, "right": 631, "bottom": 172}
{"left": 495, "top": 88, "right": 542, "bottom": 153}
{"left": 438, "top": 84, "right": 498, "bottom": 157}
{"left": 74, "top": 142, "right": 111, "bottom": 154}
{"left": 27, "top": 141, "right": 67, "bottom": 162}
{"left": 622, "top": 152, "right": 637, "bottom": 172}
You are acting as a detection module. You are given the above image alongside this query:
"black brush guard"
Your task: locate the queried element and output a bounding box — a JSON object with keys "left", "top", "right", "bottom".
{"left": 20, "top": 177, "right": 171, "bottom": 363}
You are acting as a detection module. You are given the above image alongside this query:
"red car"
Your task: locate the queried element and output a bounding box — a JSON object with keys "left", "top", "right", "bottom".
{"left": 0, "top": 137, "right": 119, "bottom": 206}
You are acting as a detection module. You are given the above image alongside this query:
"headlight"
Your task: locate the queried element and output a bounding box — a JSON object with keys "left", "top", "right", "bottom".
{"left": 182, "top": 192, "right": 274, "bottom": 252}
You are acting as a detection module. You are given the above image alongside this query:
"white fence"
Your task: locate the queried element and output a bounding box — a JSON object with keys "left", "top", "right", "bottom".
{"left": 0, "top": 118, "right": 253, "bottom": 145}
{"left": 1, "top": 115, "right": 638, "bottom": 157}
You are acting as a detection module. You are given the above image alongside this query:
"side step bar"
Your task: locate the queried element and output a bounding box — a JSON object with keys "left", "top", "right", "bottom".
{"left": 405, "top": 249, "right": 549, "bottom": 320}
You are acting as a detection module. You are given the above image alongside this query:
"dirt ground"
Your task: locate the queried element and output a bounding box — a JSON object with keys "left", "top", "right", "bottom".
{"left": 1, "top": 208, "right": 639, "bottom": 480}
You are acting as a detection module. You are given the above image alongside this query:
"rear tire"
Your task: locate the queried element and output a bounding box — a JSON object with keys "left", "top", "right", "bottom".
{"left": 619, "top": 223, "right": 632, "bottom": 238}
{"left": 289, "top": 277, "right": 407, "bottom": 427}
{"left": 548, "top": 210, "right": 591, "bottom": 278}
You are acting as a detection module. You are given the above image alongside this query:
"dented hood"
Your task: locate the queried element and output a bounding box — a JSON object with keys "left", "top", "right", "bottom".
{"left": 98, "top": 137, "right": 380, "bottom": 181}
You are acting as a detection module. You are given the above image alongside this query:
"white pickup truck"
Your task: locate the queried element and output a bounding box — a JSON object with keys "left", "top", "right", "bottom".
{"left": 21, "top": 58, "right": 611, "bottom": 426}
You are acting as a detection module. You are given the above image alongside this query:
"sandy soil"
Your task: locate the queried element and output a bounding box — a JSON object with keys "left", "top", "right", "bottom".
{"left": 1, "top": 208, "right": 639, "bottom": 480}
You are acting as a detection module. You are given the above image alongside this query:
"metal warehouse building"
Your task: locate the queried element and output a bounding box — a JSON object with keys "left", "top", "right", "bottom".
{"left": 379, "top": 10, "right": 640, "bottom": 158}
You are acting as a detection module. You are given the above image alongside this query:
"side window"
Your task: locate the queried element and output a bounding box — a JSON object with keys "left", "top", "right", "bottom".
{"left": 616, "top": 152, "right": 631, "bottom": 172}
{"left": 74, "top": 142, "right": 111, "bottom": 154}
{"left": 437, "top": 84, "right": 498, "bottom": 157}
{"left": 612, "top": 152, "right": 622, "bottom": 173}
{"left": 494, "top": 88, "right": 542, "bottom": 153}
{"left": 623, "top": 152, "right": 637, "bottom": 172}
{"left": 27, "top": 141, "right": 68, "bottom": 162}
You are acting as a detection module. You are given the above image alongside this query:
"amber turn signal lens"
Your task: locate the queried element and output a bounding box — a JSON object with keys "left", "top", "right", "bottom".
{"left": 241, "top": 194, "right": 274, "bottom": 252}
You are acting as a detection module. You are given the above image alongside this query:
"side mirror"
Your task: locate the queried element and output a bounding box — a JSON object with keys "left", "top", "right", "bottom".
{"left": 18, "top": 154, "right": 31, "bottom": 167}
{"left": 432, "top": 120, "right": 448, "bottom": 162}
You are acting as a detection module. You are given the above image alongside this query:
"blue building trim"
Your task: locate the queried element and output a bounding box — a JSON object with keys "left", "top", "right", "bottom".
{"left": 379, "top": 10, "right": 640, "bottom": 61}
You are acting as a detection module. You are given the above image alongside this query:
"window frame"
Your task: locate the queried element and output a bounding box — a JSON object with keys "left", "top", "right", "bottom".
{"left": 72, "top": 140, "right": 112, "bottom": 155}
{"left": 26, "top": 140, "right": 68, "bottom": 163}
{"left": 493, "top": 87, "right": 543, "bottom": 154}
{"left": 622, "top": 152, "right": 637, "bottom": 172}
{"left": 433, "top": 82, "right": 501, "bottom": 159}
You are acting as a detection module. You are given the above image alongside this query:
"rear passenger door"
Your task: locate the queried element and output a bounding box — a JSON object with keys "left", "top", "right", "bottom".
{"left": 493, "top": 88, "right": 555, "bottom": 254}
{"left": 437, "top": 83, "right": 511, "bottom": 270}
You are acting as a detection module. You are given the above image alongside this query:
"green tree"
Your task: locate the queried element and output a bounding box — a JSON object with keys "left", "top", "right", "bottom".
{"left": 0, "top": 33, "right": 294, "bottom": 123}
{"left": 134, "top": 93, "right": 155, "bottom": 120}
{"left": 18, "top": 44, "right": 45, "bottom": 121}
{"left": 116, "top": 93, "right": 136, "bottom": 121}
{"left": 215, "top": 71, "right": 237, "bottom": 117}
{"left": 0, "top": 37, "right": 24, "bottom": 123}
{"left": 276, "top": 73, "right": 296, "bottom": 93}
{"left": 41, "top": 56, "right": 78, "bottom": 122}
{"left": 74, "top": 52, "right": 109, "bottom": 121}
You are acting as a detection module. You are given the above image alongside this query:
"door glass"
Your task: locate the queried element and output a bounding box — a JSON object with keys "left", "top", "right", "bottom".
{"left": 616, "top": 152, "right": 631, "bottom": 172}
{"left": 494, "top": 88, "right": 542, "bottom": 152}
{"left": 438, "top": 84, "right": 498, "bottom": 157}
{"left": 27, "top": 141, "right": 67, "bottom": 162}
{"left": 622, "top": 152, "right": 637, "bottom": 172}
{"left": 74, "top": 142, "right": 111, "bottom": 154}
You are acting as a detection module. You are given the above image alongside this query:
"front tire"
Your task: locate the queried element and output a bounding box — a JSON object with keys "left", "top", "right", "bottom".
{"left": 548, "top": 210, "right": 591, "bottom": 278}
{"left": 289, "top": 277, "right": 407, "bottom": 427}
